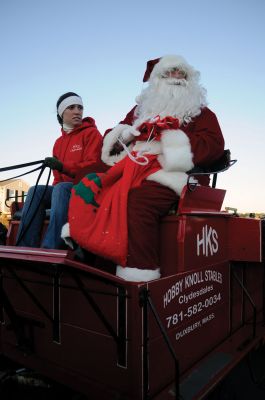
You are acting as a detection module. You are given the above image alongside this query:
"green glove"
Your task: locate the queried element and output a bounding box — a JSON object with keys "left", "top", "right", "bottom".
{"left": 44, "top": 157, "right": 63, "bottom": 172}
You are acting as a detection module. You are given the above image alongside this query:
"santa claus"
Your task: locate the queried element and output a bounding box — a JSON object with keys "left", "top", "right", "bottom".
{"left": 64, "top": 55, "right": 225, "bottom": 282}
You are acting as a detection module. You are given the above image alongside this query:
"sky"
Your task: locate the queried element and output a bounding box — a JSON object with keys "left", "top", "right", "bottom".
{"left": 1, "top": 0, "right": 265, "bottom": 213}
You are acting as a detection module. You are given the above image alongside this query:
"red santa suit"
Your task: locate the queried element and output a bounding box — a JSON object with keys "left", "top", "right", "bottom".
{"left": 65, "top": 55, "right": 225, "bottom": 282}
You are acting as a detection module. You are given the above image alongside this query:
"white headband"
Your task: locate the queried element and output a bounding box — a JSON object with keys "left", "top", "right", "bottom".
{"left": 57, "top": 96, "right": 83, "bottom": 117}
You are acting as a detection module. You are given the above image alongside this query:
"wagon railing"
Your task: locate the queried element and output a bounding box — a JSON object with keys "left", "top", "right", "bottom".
{"left": 140, "top": 287, "right": 179, "bottom": 400}
{"left": 232, "top": 268, "right": 257, "bottom": 340}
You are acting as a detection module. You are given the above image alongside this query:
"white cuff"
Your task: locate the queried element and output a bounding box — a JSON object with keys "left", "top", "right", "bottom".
{"left": 116, "top": 265, "right": 161, "bottom": 282}
{"left": 101, "top": 124, "right": 133, "bottom": 166}
{"left": 61, "top": 222, "right": 74, "bottom": 249}
{"left": 159, "top": 129, "right": 194, "bottom": 172}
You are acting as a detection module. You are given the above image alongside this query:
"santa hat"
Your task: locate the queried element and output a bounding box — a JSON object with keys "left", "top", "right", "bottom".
{"left": 56, "top": 92, "right": 83, "bottom": 124}
{"left": 143, "top": 58, "right": 160, "bottom": 82}
{"left": 143, "top": 55, "right": 199, "bottom": 82}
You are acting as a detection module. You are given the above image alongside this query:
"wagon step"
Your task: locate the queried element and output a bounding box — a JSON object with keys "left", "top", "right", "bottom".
{"left": 177, "top": 352, "right": 233, "bottom": 399}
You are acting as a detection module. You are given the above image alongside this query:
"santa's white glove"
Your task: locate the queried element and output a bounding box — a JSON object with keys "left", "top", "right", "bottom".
{"left": 119, "top": 125, "right": 140, "bottom": 144}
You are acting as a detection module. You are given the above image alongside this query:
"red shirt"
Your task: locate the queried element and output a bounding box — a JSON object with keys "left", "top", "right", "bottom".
{"left": 52, "top": 117, "right": 103, "bottom": 185}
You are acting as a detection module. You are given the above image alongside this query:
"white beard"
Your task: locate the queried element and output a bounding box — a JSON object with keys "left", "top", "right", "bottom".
{"left": 133, "top": 76, "right": 208, "bottom": 128}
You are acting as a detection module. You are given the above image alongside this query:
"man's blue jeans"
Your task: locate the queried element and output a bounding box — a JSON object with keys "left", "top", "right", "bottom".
{"left": 16, "top": 182, "right": 73, "bottom": 249}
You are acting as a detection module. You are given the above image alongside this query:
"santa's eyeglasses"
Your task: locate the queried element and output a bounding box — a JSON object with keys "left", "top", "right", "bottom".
{"left": 161, "top": 67, "right": 187, "bottom": 79}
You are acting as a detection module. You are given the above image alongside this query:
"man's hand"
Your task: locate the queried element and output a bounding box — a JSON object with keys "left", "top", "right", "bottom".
{"left": 120, "top": 126, "right": 140, "bottom": 143}
{"left": 44, "top": 157, "right": 63, "bottom": 172}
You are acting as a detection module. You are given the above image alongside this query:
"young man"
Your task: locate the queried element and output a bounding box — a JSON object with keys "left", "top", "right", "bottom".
{"left": 65, "top": 55, "right": 225, "bottom": 281}
{"left": 16, "top": 92, "right": 103, "bottom": 249}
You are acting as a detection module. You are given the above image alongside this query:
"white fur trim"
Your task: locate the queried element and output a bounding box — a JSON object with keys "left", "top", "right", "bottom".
{"left": 133, "top": 140, "right": 162, "bottom": 155}
{"left": 101, "top": 124, "right": 134, "bottom": 166}
{"left": 150, "top": 55, "right": 199, "bottom": 83}
{"left": 121, "top": 125, "right": 140, "bottom": 141}
{"left": 58, "top": 96, "right": 83, "bottom": 117}
{"left": 158, "top": 129, "right": 194, "bottom": 172}
{"left": 116, "top": 265, "right": 161, "bottom": 282}
{"left": 147, "top": 170, "right": 188, "bottom": 196}
{"left": 61, "top": 222, "right": 70, "bottom": 239}
{"left": 61, "top": 222, "right": 74, "bottom": 249}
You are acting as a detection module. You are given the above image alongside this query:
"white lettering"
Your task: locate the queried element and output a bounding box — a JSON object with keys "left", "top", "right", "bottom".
{"left": 204, "top": 270, "right": 222, "bottom": 284}
{"left": 175, "top": 321, "right": 202, "bottom": 340}
{"left": 202, "top": 313, "right": 215, "bottom": 324}
{"left": 212, "top": 229, "right": 219, "bottom": 253}
{"left": 184, "top": 271, "right": 204, "bottom": 288}
{"left": 163, "top": 279, "right": 183, "bottom": 308}
{"left": 197, "top": 226, "right": 205, "bottom": 256}
{"left": 178, "top": 285, "right": 214, "bottom": 305}
{"left": 197, "top": 225, "right": 219, "bottom": 257}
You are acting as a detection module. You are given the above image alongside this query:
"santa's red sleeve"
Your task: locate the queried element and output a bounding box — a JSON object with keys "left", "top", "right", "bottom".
{"left": 145, "top": 107, "right": 224, "bottom": 193}
{"left": 103, "top": 106, "right": 137, "bottom": 137}
{"left": 157, "top": 107, "right": 224, "bottom": 174}
{"left": 184, "top": 107, "right": 225, "bottom": 166}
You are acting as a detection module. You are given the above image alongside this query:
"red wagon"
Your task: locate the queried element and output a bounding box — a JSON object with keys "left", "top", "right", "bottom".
{"left": 0, "top": 157, "right": 264, "bottom": 399}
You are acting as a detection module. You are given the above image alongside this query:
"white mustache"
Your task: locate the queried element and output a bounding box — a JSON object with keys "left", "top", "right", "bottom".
{"left": 165, "top": 77, "right": 187, "bottom": 86}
